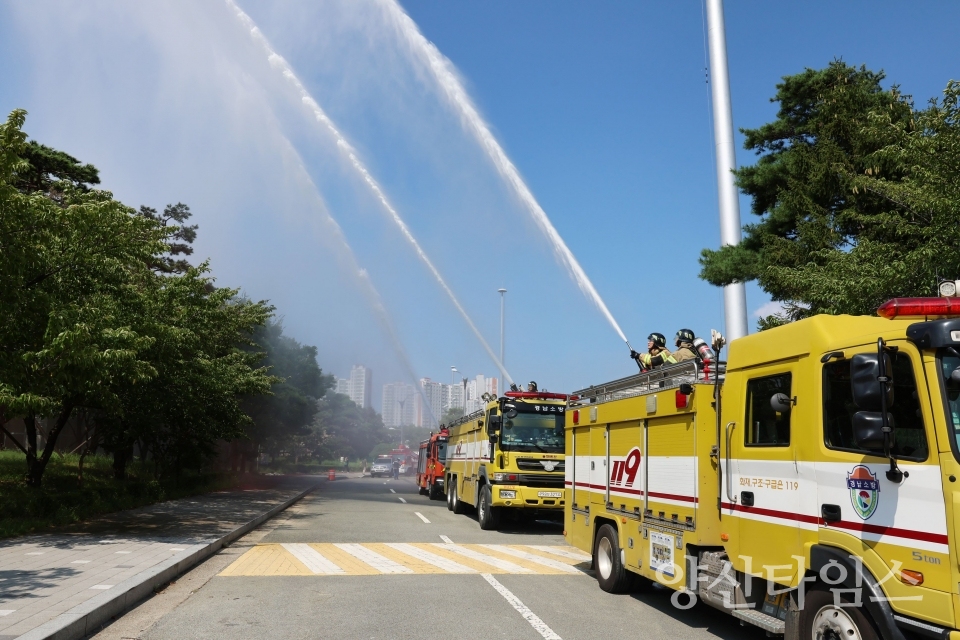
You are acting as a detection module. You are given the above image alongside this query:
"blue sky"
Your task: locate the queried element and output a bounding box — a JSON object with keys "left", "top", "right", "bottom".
{"left": 1, "top": 1, "right": 958, "bottom": 407}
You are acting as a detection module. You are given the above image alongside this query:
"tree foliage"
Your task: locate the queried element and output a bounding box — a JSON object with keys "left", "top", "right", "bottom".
{"left": 243, "top": 320, "right": 332, "bottom": 459}
{"left": 313, "top": 393, "right": 388, "bottom": 460}
{"left": 0, "top": 110, "right": 289, "bottom": 486}
{"left": 698, "top": 62, "right": 960, "bottom": 326}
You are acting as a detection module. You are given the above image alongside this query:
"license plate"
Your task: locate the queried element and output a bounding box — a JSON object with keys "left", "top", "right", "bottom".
{"left": 538, "top": 491, "right": 562, "bottom": 498}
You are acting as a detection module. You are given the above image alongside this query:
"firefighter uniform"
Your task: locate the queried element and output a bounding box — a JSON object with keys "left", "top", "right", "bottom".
{"left": 631, "top": 333, "right": 676, "bottom": 370}
{"left": 672, "top": 329, "right": 698, "bottom": 363}
{"left": 673, "top": 345, "right": 697, "bottom": 362}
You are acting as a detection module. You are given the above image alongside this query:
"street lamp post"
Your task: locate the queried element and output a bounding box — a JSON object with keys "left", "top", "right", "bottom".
{"left": 498, "top": 288, "right": 507, "bottom": 366}
{"left": 397, "top": 396, "right": 406, "bottom": 448}
{"left": 462, "top": 377, "right": 469, "bottom": 417}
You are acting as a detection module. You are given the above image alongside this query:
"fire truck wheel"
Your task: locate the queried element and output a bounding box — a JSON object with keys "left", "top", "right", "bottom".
{"left": 446, "top": 482, "right": 454, "bottom": 510}
{"left": 452, "top": 483, "right": 467, "bottom": 514}
{"left": 429, "top": 482, "right": 442, "bottom": 500}
{"left": 477, "top": 485, "right": 500, "bottom": 530}
{"left": 798, "top": 587, "right": 879, "bottom": 640}
{"left": 594, "top": 524, "right": 630, "bottom": 594}
{"left": 419, "top": 484, "right": 428, "bottom": 496}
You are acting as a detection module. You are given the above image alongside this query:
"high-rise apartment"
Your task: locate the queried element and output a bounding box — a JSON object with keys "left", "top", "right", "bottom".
{"left": 382, "top": 382, "right": 417, "bottom": 428}
{"left": 417, "top": 379, "right": 444, "bottom": 429}
{"left": 347, "top": 365, "right": 372, "bottom": 409}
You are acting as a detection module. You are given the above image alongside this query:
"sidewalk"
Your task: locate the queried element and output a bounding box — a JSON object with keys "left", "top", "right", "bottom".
{"left": 0, "top": 475, "right": 318, "bottom": 640}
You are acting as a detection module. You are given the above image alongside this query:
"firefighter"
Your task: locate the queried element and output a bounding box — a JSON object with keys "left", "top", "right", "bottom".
{"left": 527, "top": 381, "right": 538, "bottom": 392}
{"left": 672, "top": 329, "right": 698, "bottom": 362}
{"left": 630, "top": 333, "right": 676, "bottom": 370}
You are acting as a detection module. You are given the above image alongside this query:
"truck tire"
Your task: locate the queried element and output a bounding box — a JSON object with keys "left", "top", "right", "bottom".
{"left": 447, "top": 480, "right": 454, "bottom": 511}
{"left": 452, "top": 483, "right": 467, "bottom": 515}
{"left": 419, "top": 484, "right": 428, "bottom": 496}
{"left": 429, "top": 482, "right": 442, "bottom": 501}
{"left": 798, "top": 587, "right": 879, "bottom": 640}
{"left": 594, "top": 524, "right": 630, "bottom": 593}
{"left": 477, "top": 485, "right": 501, "bottom": 530}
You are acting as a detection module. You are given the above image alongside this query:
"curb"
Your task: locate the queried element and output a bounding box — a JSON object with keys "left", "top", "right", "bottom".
{"left": 16, "top": 484, "right": 318, "bottom": 640}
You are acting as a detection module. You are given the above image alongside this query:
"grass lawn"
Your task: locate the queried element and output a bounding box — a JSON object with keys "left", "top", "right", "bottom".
{"left": 0, "top": 450, "right": 237, "bottom": 539}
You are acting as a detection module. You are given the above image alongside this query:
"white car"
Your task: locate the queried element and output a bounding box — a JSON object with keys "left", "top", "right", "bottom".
{"left": 370, "top": 460, "right": 392, "bottom": 478}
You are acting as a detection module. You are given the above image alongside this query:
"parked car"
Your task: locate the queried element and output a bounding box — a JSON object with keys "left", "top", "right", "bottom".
{"left": 370, "top": 457, "right": 392, "bottom": 478}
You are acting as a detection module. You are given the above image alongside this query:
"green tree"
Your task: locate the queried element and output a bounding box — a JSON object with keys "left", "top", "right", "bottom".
{"left": 104, "top": 267, "right": 276, "bottom": 480}
{"left": 0, "top": 110, "right": 165, "bottom": 486}
{"left": 242, "top": 320, "right": 332, "bottom": 463}
{"left": 313, "top": 393, "right": 388, "bottom": 460}
{"left": 697, "top": 62, "right": 941, "bottom": 326}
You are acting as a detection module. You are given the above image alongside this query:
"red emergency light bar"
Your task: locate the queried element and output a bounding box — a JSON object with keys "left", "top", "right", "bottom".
{"left": 503, "top": 391, "right": 571, "bottom": 400}
{"left": 877, "top": 297, "right": 960, "bottom": 319}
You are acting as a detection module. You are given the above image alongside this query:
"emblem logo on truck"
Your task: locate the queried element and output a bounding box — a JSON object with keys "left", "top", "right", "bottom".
{"left": 540, "top": 461, "right": 558, "bottom": 472}
{"left": 847, "top": 465, "right": 880, "bottom": 520}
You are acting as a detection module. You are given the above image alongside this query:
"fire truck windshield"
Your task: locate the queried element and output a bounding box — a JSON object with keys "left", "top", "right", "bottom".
{"left": 939, "top": 351, "right": 960, "bottom": 456}
{"left": 498, "top": 403, "right": 564, "bottom": 453}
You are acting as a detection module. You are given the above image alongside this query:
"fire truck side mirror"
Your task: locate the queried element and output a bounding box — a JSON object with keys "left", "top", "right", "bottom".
{"left": 769, "top": 393, "right": 793, "bottom": 413}
{"left": 852, "top": 411, "right": 895, "bottom": 453}
{"left": 950, "top": 368, "right": 960, "bottom": 387}
{"left": 851, "top": 353, "right": 894, "bottom": 411}
{"left": 488, "top": 414, "right": 502, "bottom": 432}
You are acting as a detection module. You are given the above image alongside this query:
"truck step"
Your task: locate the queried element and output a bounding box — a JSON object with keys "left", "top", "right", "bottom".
{"left": 732, "top": 608, "right": 785, "bottom": 635}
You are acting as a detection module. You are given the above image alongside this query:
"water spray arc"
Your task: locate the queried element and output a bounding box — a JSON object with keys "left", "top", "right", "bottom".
{"left": 269, "top": 133, "right": 437, "bottom": 424}
{"left": 225, "top": 0, "right": 514, "bottom": 387}
{"left": 378, "top": 0, "right": 632, "bottom": 354}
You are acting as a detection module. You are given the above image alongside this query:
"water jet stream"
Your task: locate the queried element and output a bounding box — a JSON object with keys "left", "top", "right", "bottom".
{"left": 226, "top": 0, "right": 514, "bottom": 386}
{"left": 276, "top": 136, "right": 438, "bottom": 424}
{"left": 379, "top": 0, "right": 630, "bottom": 349}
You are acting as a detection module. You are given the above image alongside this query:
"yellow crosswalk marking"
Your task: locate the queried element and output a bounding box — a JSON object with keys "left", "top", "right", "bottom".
{"left": 220, "top": 544, "right": 313, "bottom": 577}
{"left": 413, "top": 543, "right": 530, "bottom": 574}
{"left": 219, "top": 543, "right": 590, "bottom": 577}
{"left": 310, "top": 544, "right": 380, "bottom": 575}
{"left": 476, "top": 545, "right": 580, "bottom": 574}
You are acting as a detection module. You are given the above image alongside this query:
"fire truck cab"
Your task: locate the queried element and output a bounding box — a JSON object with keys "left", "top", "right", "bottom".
{"left": 417, "top": 428, "right": 448, "bottom": 500}
{"left": 565, "top": 299, "right": 960, "bottom": 639}
{"left": 446, "top": 390, "right": 568, "bottom": 530}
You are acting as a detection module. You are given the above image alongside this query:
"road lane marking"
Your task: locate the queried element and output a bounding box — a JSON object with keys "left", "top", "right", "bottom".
{"left": 334, "top": 543, "right": 413, "bottom": 574}
{"left": 280, "top": 543, "right": 345, "bottom": 574}
{"left": 71, "top": 560, "right": 91, "bottom": 564}
{"left": 389, "top": 488, "right": 396, "bottom": 493}
{"left": 0, "top": 610, "right": 15, "bottom": 616}
{"left": 439, "top": 535, "right": 453, "bottom": 544}
{"left": 524, "top": 545, "right": 593, "bottom": 563}
{"left": 481, "top": 573, "right": 562, "bottom": 640}
{"left": 386, "top": 543, "right": 475, "bottom": 573}
{"left": 25, "top": 552, "right": 44, "bottom": 556}
{"left": 428, "top": 544, "right": 532, "bottom": 573}
{"left": 90, "top": 585, "right": 113, "bottom": 590}
{"left": 415, "top": 512, "right": 430, "bottom": 523}
{"left": 398, "top": 497, "right": 407, "bottom": 503}
{"left": 479, "top": 545, "right": 581, "bottom": 573}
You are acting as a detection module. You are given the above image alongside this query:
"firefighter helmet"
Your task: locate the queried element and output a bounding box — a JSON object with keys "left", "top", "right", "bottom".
{"left": 648, "top": 333, "right": 667, "bottom": 349}
{"left": 675, "top": 328, "right": 695, "bottom": 346}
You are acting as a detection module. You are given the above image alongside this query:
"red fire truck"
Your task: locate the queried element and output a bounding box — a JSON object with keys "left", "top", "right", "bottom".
{"left": 389, "top": 444, "right": 417, "bottom": 476}
{"left": 416, "top": 428, "right": 448, "bottom": 500}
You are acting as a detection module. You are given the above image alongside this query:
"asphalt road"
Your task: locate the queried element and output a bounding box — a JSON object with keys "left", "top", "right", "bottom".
{"left": 89, "top": 475, "right": 768, "bottom": 640}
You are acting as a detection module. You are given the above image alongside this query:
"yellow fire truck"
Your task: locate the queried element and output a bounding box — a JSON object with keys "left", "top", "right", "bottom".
{"left": 565, "top": 297, "right": 960, "bottom": 639}
{"left": 445, "top": 390, "right": 568, "bottom": 530}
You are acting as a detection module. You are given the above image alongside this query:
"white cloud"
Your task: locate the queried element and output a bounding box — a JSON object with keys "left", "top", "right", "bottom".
{"left": 753, "top": 300, "right": 785, "bottom": 318}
